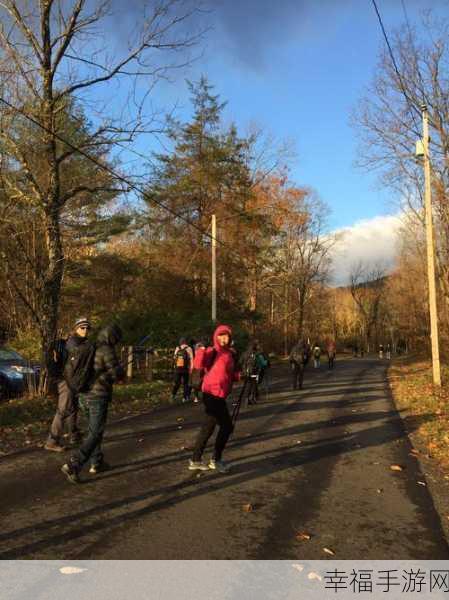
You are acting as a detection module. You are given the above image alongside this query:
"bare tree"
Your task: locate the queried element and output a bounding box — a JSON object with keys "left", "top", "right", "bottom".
{"left": 0, "top": 0, "right": 201, "bottom": 385}
{"left": 352, "top": 15, "right": 449, "bottom": 333}
{"left": 349, "top": 262, "right": 387, "bottom": 352}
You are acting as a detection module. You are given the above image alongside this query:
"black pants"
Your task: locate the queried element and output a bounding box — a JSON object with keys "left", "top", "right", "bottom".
{"left": 246, "top": 376, "right": 259, "bottom": 404}
{"left": 172, "top": 370, "right": 190, "bottom": 400}
{"left": 328, "top": 353, "right": 335, "bottom": 369}
{"left": 292, "top": 363, "right": 304, "bottom": 390}
{"left": 70, "top": 397, "right": 108, "bottom": 471}
{"left": 192, "top": 393, "right": 233, "bottom": 462}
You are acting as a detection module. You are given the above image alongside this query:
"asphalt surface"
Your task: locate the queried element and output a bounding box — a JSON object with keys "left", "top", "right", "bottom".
{"left": 1, "top": 357, "right": 448, "bottom": 559}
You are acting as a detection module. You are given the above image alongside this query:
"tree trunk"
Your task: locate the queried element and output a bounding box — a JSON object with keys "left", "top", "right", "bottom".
{"left": 39, "top": 206, "right": 64, "bottom": 393}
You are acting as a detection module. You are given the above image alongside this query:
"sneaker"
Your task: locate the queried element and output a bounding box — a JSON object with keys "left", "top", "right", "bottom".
{"left": 44, "top": 440, "right": 65, "bottom": 453}
{"left": 61, "top": 463, "right": 80, "bottom": 484}
{"left": 188, "top": 459, "right": 209, "bottom": 471}
{"left": 208, "top": 459, "right": 231, "bottom": 473}
{"left": 89, "top": 462, "right": 110, "bottom": 474}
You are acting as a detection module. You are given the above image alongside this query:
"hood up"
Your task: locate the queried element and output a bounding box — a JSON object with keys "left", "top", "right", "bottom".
{"left": 96, "top": 323, "right": 123, "bottom": 346}
{"left": 212, "top": 324, "right": 233, "bottom": 352}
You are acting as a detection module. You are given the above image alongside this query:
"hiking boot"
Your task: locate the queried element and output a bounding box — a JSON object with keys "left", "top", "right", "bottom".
{"left": 44, "top": 440, "right": 65, "bottom": 453}
{"left": 61, "top": 463, "right": 80, "bottom": 484}
{"left": 89, "top": 462, "right": 110, "bottom": 474}
{"left": 208, "top": 459, "right": 231, "bottom": 473}
{"left": 188, "top": 459, "right": 209, "bottom": 471}
{"left": 69, "top": 433, "right": 83, "bottom": 445}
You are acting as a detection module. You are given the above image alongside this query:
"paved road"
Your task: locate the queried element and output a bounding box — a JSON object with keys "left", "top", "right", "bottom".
{"left": 1, "top": 357, "right": 448, "bottom": 559}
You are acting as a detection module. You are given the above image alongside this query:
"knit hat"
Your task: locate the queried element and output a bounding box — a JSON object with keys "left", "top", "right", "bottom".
{"left": 74, "top": 317, "right": 91, "bottom": 329}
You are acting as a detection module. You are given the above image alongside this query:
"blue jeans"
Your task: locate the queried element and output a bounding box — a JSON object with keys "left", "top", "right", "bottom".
{"left": 70, "top": 396, "right": 109, "bottom": 471}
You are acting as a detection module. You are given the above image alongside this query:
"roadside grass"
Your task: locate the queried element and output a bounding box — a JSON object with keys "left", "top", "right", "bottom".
{"left": 389, "top": 356, "right": 449, "bottom": 469}
{"left": 0, "top": 379, "right": 172, "bottom": 455}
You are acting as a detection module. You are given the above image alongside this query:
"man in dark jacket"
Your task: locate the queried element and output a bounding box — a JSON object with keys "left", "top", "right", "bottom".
{"left": 45, "top": 317, "right": 91, "bottom": 452}
{"left": 289, "top": 339, "right": 308, "bottom": 390}
{"left": 61, "top": 323, "right": 124, "bottom": 483}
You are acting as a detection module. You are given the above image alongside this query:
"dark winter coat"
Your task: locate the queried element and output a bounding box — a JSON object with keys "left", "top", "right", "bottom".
{"left": 86, "top": 324, "right": 124, "bottom": 400}
{"left": 59, "top": 334, "right": 89, "bottom": 383}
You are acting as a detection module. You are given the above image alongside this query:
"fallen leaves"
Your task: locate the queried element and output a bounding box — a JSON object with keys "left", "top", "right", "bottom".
{"left": 242, "top": 503, "right": 253, "bottom": 512}
{"left": 291, "top": 564, "right": 304, "bottom": 572}
{"left": 296, "top": 532, "right": 312, "bottom": 541}
{"left": 308, "top": 572, "right": 322, "bottom": 581}
{"left": 323, "top": 547, "right": 335, "bottom": 556}
{"left": 417, "top": 480, "right": 427, "bottom": 486}
{"left": 390, "top": 464, "right": 404, "bottom": 472}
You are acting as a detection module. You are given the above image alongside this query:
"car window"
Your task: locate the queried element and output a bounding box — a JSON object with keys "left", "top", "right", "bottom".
{"left": 0, "top": 349, "right": 23, "bottom": 361}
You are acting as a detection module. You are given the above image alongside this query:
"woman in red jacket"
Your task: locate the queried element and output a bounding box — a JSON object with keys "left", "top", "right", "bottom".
{"left": 189, "top": 324, "right": 240, "bottom": 473}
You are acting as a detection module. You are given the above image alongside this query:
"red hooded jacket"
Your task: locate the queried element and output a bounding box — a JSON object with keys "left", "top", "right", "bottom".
{"left": 196, "top": 324, "right": 240, "bottom": 399}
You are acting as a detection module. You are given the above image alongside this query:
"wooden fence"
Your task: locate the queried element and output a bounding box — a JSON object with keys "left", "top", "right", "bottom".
{"left": 120, "top": 346, "right": 175, "bottom": 382}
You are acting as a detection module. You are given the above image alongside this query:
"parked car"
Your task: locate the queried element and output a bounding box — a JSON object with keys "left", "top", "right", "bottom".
{"left": 0, "top": 348, "right": 40, "bottom": 399}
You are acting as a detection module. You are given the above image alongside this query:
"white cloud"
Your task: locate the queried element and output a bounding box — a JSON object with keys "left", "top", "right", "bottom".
{"left": 330, "top": 214, "right": 402, "bottom": 286}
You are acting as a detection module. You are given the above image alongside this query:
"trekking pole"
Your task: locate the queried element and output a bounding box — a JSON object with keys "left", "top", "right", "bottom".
{"left": 231, "top": 377, "right": 249, "bottom": 428}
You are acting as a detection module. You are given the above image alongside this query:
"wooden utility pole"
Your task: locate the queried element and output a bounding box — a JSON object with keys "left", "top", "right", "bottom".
{"left": 421, "top": 105, "right": 441, "bottom": 386}
{"left": 211, "top": 214, "right": 217, "bottom": 322}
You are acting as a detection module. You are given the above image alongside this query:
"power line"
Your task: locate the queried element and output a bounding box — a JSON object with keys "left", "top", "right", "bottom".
{"left": 370, "top": 0, "right": 421, "bottom": 135}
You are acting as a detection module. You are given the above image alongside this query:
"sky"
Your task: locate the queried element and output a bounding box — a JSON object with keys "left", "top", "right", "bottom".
{"left": 78, "top": 0, "right": 448, "bottom": 283}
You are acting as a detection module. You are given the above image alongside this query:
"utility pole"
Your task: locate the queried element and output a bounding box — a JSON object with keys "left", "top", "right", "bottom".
{"left": 211, "top": 214, "right": 217, "bottom": 322}
{"left": 421, "top": 105, "right": 441, "bottom": 386}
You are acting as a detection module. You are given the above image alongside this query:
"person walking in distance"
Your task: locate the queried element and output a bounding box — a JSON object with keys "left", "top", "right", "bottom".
{"left": 61, "top": 324, "right": 125, "bottom": 483}
{"left": 45, "top": 318, "right": 91, "bottom": 452}
{"left": 241, "top": 340, "right": 265, "bottom": 406}
{"left": 313, "top": 343, "right": 322, "bottom": 368}
{"left": 189, "top": 324, "right": 240, "bottom": 474}
{"left": 172, "top": 338, "right": 194, "bottom": 403}
{"left": 289, "top": 339, "right": 308, "bottom": 391}
{"left": 326, "top": 339, "right": 336, "bottom": 370}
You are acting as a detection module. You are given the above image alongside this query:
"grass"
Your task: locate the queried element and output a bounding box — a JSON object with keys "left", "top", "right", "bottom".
{"left": 0, "top": 378, "right": 172, "bottom": 455}
{"left": 389, "top": 355, "right": 449, "bottom": 469}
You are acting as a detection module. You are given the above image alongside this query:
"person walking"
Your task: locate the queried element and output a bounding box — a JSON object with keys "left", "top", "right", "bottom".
{"left": 172, "top": 338, "right": 194, "bottom": 403}
{"left": 379, "top": 344, "right": 384, "bottom": 359}
{"left": 326, "top": 340, "right": 336, "bottom": 370}
{"left": 289, "top": 340, "right": 308, "bottom": 390}
{"left": 189, "top": 324, "right": 240, "bottom": 474}
{"left": 61, "top": 323, "right": 125, "bottom": 483}
{"left": 241, "top": 341, "right": 265, "bottom": 406}
{"left": 313, "top": 344, "right": 321, "bottom": 368}
{"left": 386, "top": 343, "right": 391, "bottom": 360}
{"left": 45, "top": 317, "right": 91, "bottom": 452}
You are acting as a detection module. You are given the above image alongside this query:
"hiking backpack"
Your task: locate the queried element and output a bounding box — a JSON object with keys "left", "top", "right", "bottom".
{"left": 48, "top": 338, "right": 68, "bottom": 379}
{"left": 174, "top": 346, "right": 190, "bottom": 370}
{"left": 243, "top": 351, "right": 259, "bottom": 377}
{"left": 64, "top": 341, "right": 96, "bottom": 393}
{"left": 190, "top": 349, "right": 218, "bottom": 391}
{"left": 291, "top": 346, "right": 307, "bottom": 365}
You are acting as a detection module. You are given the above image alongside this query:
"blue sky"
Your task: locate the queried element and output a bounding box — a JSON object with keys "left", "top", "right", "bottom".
{"left": 131, "top": 0, "right": 447, "bottom": 230}
{"left": 71, "top": 0, "right": 447, "bottom": 263}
